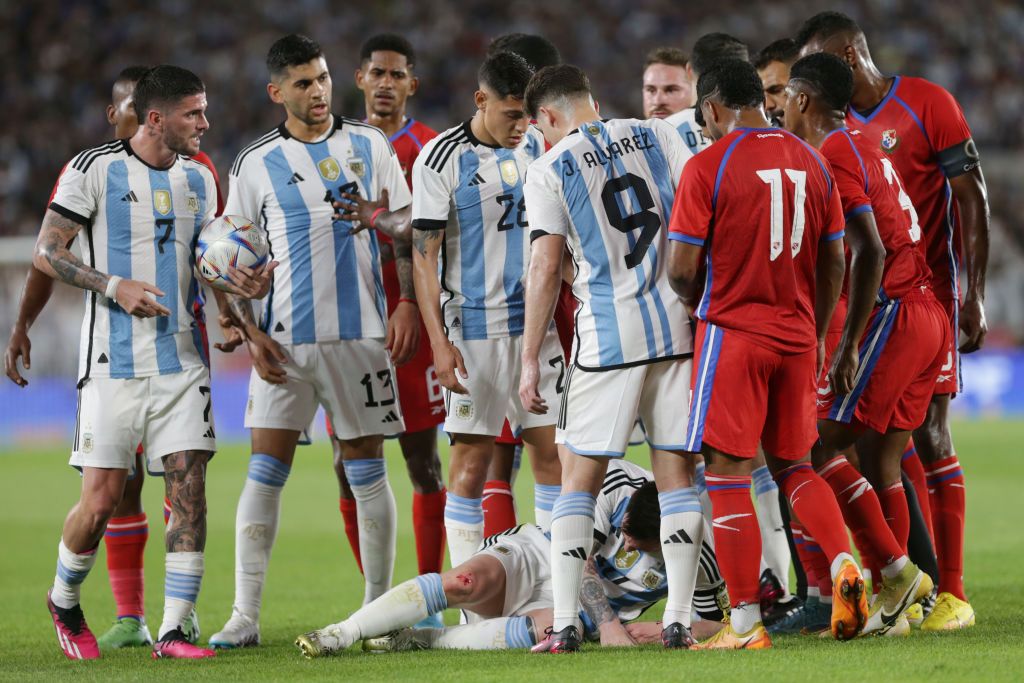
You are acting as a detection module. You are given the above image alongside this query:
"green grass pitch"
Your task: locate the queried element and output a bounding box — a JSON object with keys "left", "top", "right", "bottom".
{"left": 2, "top": 419, "right": 1023, "bottom": 681}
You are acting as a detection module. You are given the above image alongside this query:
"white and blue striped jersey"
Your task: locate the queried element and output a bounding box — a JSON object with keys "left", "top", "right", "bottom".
{"left": 225, "top": 115, "right": 411, "bottom": 344}
{"left": 49, "top": 140, "right": 217, "bottom": 384}
{"left": 664, "top": 108, "right": 711, "bottom": 155}
{"left": 524, "top": 118, "right": 693, "bottom": 370}
{"left": 411, "top": 121, "right": 545, "bottom": 340}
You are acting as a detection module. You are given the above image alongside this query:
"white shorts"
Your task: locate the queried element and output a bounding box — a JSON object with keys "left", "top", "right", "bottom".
{"left": 557, "top": 358, "right": 692, "bottom": 457}
{"left": 70, "top": 364, "right": 216, "bottom": 475}
{"left": 472, "top": 524, "right": 552, "bottom": 620}
{"left": 443, "top": 328, "right": 563, "bottom": 437}
{"left": 245, "top": 339, "right": 404, "bottom": 439}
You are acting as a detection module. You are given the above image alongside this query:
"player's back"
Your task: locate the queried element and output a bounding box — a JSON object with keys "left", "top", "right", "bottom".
{"left": 664, "top": 108, "right": 711, "bottom": 156}
{"left": 525, "top": 118, "right": 693, "bottom": 369}
{"left": 670, "top": 127, "right": 843, "bottom": 354}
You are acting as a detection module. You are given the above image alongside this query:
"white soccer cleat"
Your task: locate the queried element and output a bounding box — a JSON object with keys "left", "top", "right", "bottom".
{"left": 295, "top": 625, "right": 350, "bottom": 658}
{"left": 208, "top": 608, "right": 260, "bottom": 649}
{"left": 362, "top": 628, "right": 433, "bottom": 653}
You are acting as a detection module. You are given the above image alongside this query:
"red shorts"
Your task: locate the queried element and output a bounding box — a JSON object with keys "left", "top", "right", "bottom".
{"left": 495, "top": 419, "right": 522, "bottom": 446}
{"left": 933, "top": 298, "right": 960, "bottom": 396}
{"left": 686, "top": 321, "right": 817, "bottom": 459}
{"left": 818, "top": 291, "right": 949, "bottom": 433}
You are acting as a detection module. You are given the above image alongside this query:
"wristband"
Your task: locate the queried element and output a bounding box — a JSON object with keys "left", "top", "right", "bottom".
{"left": 105, "top": 275, "right": 122, "bottom": 302}
{"left": 398, "top": 297, "right": 417, "bottom": 305}
{"left": 369, "top": 206, "right": 387, "bottom": 228}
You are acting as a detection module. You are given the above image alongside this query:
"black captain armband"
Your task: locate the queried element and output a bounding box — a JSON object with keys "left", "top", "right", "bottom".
{"left": 937, "top": 138, "right": 980, "bottom": 178}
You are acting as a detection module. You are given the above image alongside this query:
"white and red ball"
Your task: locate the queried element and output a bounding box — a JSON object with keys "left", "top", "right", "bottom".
{"left": 194, "top": 215, "right": 269, "bottom": 291}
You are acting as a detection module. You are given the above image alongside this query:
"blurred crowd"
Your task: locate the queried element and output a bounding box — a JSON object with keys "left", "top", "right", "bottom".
{"left": 1, "top": 0, "right": 1021, "bottom": 360}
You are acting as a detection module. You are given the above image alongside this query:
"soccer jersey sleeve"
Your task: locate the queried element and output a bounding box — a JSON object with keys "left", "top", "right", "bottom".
{"left": 411, "top": 151, "right": 452, "bottom": 231}
{"left": 375, "top": 133, "right": 412, "bottom": 211}
{"left": 823, "top": 174, "right": 845, "bottom": 242}
{"left": 826, "top": 135, "right": 873, "bottom": 220}
{"left": 49, "top": 159, "right": 99, "bottom": 226}
{"left": 650, "top": 118, "right": 694, "bottom": 188}
{"left": 223, "top": 160, "right": 263, "bottom": 223}
{"left": 524, "top": 160, "right": 569, "bottom": 242}
{"left": 918, "top": 81, "right": 978, "bottom": 178}
{"left": 667, "top": 156, "right": 713, "bottom": 246}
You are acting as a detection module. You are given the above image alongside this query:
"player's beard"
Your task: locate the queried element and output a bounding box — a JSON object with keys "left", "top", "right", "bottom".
{"left": 166, "top": 126, "right": 201, "bottom": 157}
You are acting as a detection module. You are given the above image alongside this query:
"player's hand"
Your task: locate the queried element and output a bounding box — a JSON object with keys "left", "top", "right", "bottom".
{"left": 246, "top": 329, "right": 288, "bottom": 384}
{"left": 958, "top": 297, "right": 987, "bottom": 354}
{"left": 518, "top": 357, "right": 548, "bottom": 415}
{"left": 386, "top": 300, "right": 420, "bottom": 366}
{"left": 335, "top": 189, "right": 389, "bottom": 235}
{"left": 225, "top": 261, "right": 278, "bottom": 300}
{"left": 4, "top": 325, "right": 31, "bottom": 387}
{"left": 113, "top": 279, "right": 171, "bottom": 318}
{"left": 598, "top": 621, "right": 637, "bottom": 647}
{"left": 432, "top": 339, "right": 469, "bottom": 394}
{"left": 623, "top": 621, "right": 662, "bottom": 645}
{"left": 828, "top": 342, "right": 859, "bottom": 396}
{"left": 214, "top": 313, "right": 245, "bottom": 353}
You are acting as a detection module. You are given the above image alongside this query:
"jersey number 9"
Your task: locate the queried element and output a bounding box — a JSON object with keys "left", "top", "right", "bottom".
{"left": 601, "top": 173, "right": 660, "bottom": 270}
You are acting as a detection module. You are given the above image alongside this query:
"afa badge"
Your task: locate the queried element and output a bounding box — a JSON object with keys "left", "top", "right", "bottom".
{"left": 880, "top": 129, "right": 900, "bottom": 154}
{"left": 454, "top": 399, "right": 474, "bottom": 421}
{"left": 493, "top": 545, "right": 512, "bottom": 555}
{"left": 347, "top": 157, "right": 366, "bottom": 177}
{"left": 499, "top": 159, "right": 519, "bottom": 185}
{"left": 614, "top": 547, "right": 640, "bottom": 569}
{"left": 641, "top": 569, "right": 663, "bottom": 590}
{"left": 185, "top": 191, "right": 200, "bottom": 214}
{"left": 318, "top": 157, "right": 342, "bottom": 182}
{"left": 586, "top": 124, "right": 601, "bottom": 135}
{"left": 82, "top": 433, "right": 94, "bottom": 454}
{"left": 153, "top": 190, "right": 172, "bottom": 215}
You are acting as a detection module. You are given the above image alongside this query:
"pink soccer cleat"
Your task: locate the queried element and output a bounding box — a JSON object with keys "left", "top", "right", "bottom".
{"left": 47, "top": 590, "right": 100, "bottom": 660}
{"left": 152, "top": 628, "right": 216, "bottom": 659}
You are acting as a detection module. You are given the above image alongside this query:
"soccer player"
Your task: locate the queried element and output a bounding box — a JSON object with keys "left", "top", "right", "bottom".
{"left": 410, "top": 51, "right": 563, "bottom": 570}
{"left": 666, "top": 59, "right": 867, "bottom": 649}
{"left": 664, "top": 33, "right": 748, "bottom": 155}
{"left": 37, "top": 65, "right": 270, "bottom": 660}
{"left": 210, "top": 34, "right": 412, "bottom": 648}
{"left": 519, "top": 64, "right": 703, "bottom": 653}
{"left": 642, "top": 47, "right": 694, "bottom": 119}
{"left": 754, "top": 38, "right": 801, "bottom": 125}
{"left": 783, "top": 52, "right": 946, "bottom": 636}
{"left": 329, "top": 34, "right": 446, "bottom": 620}
{"left": 797, "top": 10, "right": 989, "bottom": 631}
{"left": 294, "top": 460, "right": 724, "bottom": 655}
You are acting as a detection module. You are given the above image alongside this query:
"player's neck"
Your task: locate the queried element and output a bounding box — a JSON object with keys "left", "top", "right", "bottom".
{"left": 128, "top": 129, "right": 177, "bottom": 169}
{"left": 365, "top": 110, "right": 406, "bottom": 138}
{"left": 470, "top": 112, "right": 499, "bottom": 147}
{"left": 803, "top": 115, "right": 846, "bottom": 148}
{"left": 731, "top": 109, "right": 772, "bottom": 132}
{"left": 284, "top": 114, "right": 333, "bottom": 143}
{"left": 851, "top": 64, "right": 893, "bottom": 112}
{"left": 569, "top": 105, "right": 602, "bottom": 131}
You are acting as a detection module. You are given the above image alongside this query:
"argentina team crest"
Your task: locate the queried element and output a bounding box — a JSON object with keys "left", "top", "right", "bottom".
{"left": 614, "top": 547, "right": 640, "bottom": 569}
{"left": 153, "top": 190, "right": 172, "bottom": 215}
{"left": 641, "top": 569, "right": 663, "bottom": 590}
{"left": 454, "top": 399, "right": 474, "bottom": 421}
{"left": 880, "top": 129, "right": 900, "bottom": 154}
{"left": 317, "top": 157, "right": 342, "bottom": 182}
{"left": 499, "top": 159, "right": 519, "bottom": 185}
{"left": 185, "top": 191, "right": 200, "bottom": 214}
{"left": 346, "top": 156, "right": 366, "bottom": 177}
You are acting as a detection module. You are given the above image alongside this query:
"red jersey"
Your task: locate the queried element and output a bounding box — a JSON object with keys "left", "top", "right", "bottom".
{"left": 846, "top": 76, "right": 977, "bottom": 303}
{"left": 669, "top": 127, "right": 844, "bottom": 353}
{"left": 821, "top": 127, "right": 931, "bottom": 302}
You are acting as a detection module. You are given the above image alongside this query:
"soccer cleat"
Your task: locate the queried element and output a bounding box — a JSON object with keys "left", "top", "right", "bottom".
{"left": 661, "top": 622, "right": 698, "bottom": 649}
{"left": 921, "top": 592, "right": 976, "bottom": 631}
{"left": 295, "top": 626, "right": 349, "bottom": 659}
{"left": 762, "top": 595, "right": 803, "bottom": 630}
{"left": 920, "top": 587, "right": 938, "bottom": 617}
{"left": 209, "top": 608, "right": 260, "bottom": 649}
{"left": 182, "top": 609, "right": 201, "bottom": 644}
{"left": 151, "top": 628, "right": 215, "bottom": 659}
{"left": 693, "top": 622, "right": 771, "bottom": 650}
{"left": 97, "top": 616, "right": 154, "bottom": 649}
{"left": 362, "top": 628, "right": 432, "bottom": 653}
{"left": 767, "top": 596, "right": 830, "bottom": 635}
{"left": 413, "top": 613, "right": 445, "bottom": 629}
{"left": 530, "top": 625, "right": 581, "bottom": 653}
{"left": 905, "top": 602, "right": 924, "bottom": 626}
{"left": 758, "top": 568, "right": 786, "bottom": 612}
{"left": 862, "top": 563, "right": 933, "bottom": 636}
{"left": 831, "top": 559, "right": 868, "bottom": 640}
{"left": 47, "top": 590, "right": 100, "bottom": 660}
{"left": 884, "top": 615, "right": 911, "bottom": 637}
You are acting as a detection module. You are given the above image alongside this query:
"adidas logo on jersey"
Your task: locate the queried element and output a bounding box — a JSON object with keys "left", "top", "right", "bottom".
{"left": 663, "top": 529, "right": 694, "bottom": 544}
{"left": 274, "top": 322, "right": 285, "bottom": 332}
{"left": 468, "top": 172, "right": 486, "bottom": 186}
{"left": 450, "top": 317, "right": 462, "bottom": 329}
{"left": 120, "top": 191, "right": 138, "bottom": 202}
{"left": 381, "top": 410, "right": 400, "bottom": 424}
{"left": 561, "top": 547, "right": 587, "bottom": 560}
{"left": 203, "top": 427, "right": 216, "bottom": 438}
{"left": 287, "top": 172, "right": 305, "bottom": 185}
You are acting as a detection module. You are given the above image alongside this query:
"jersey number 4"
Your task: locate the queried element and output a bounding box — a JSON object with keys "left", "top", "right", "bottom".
{"left": 757, "top": 169, "right": 807, "bottom": 261}
{"left": 602, "top": 173, "right": 660, "bottom": 270}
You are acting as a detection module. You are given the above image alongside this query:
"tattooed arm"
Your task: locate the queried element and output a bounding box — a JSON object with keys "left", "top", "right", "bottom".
{"left": 413, "top": 226, "right": 468, "bottom": 394}
{"left": 386, "top": 238, "right": 420, "bottom": 365}
{"left": 214, "top": 288, "right": 288, "bottom": 384}
{"left": 581, "top": 558, "right": 636, "bottom": 646}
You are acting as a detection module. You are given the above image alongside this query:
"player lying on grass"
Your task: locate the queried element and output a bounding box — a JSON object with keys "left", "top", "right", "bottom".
{"left": 294, "top": 460, "right": 725, "bottom": 656}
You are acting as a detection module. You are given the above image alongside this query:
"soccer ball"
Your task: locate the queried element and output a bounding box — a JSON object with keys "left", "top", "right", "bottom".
{"left": 195, "top": 215, "right": 269, "bottom": 292}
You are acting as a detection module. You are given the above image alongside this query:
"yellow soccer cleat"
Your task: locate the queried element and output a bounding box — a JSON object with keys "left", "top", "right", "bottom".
{"left": 693, "top": 622, "right": 771, "bottom": 650}
{"left": 921, "top": 593, "right": 976, "bottom": 631}
{"left": 884, "top": 614, "right": 911, "bottom": 637}
{"left": 831, "top": 559, "right": 868, "bottom": 640}
{"left": 862, "top": 562, "right": 933, "bottom": 636}
{"left": 905, "top": 602, "right": 924, "bottom": 627}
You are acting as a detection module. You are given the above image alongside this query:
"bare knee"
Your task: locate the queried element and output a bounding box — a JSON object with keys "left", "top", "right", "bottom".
{"left": 80, "top": 491, "right": 121, "bottom": 534}
{"left": 442, "top": 568, "right": 480, "bottom": 605}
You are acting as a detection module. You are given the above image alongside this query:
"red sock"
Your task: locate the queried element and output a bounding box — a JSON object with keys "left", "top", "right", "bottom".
{"left": 104, "top": 513, "right": 147, "bottom": 619}
{"left": 790, "top": 521, "right": 816, "bottom": 588}
{"left": 706, "top": 473, "right": 761, "bottom": 606}
{"left": 482, "top": 480, "right": 517, "bottom": 537}
{"left": 879, "top": 481, "right": 910, "bottom": 553}
{"left": 818, "top": 456, "right": 904, "bottom": 567}
{"left": 777, "top": 463, "right": 851, "bottom": 561}
{"left": 339, "top": 498, "right": 362, "bottom": 574}
{"left": 901, "top": 443, "right": 935, "bottom": 542}
{"left": 412, "top": 489, "right": 447, "bottom": 574}
{"left": 795, "top": 523, "right": 835, "bottom": 596}
{"left": 925, "top": 455, "right": 966, "bottom": 601}
{"left": 163, "top": 497, "right": 171, "bottom": 525}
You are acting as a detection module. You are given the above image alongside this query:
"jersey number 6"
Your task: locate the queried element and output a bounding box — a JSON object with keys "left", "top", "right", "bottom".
{"left": 601, "top": 173, "right": 660, "bottom": 270}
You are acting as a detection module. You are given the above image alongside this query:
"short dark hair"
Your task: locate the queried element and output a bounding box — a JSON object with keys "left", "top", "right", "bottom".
{"left": 695, "top": 58, "right": 764, "bottom": 125}
{"left": 644, "top": 47, "right": 688, "bottom": 70}
{"left": 753, "top": 38, "right": 800, "bottom": 70}
{"left": 621, "top": 482, "right": 660, "bottom": 542}
{"left": 690, "top": 33, "right": 749, "bottom": 78}
{"left": 524, "top": 64, "right": 591, "bottom": 119}
{"left": 115, "top": 65, "right": 152, "bottom": 86}
{"left": 790, "top": 52, "right": 854, "bottom": 111}
{"left": 796, "top": 11, "right": 862, "bottom": 48}
{"left": 267, "top": 34, "right": 323, "bottom": 78}
{"left": 478, "top": 51, "right": 534, "bottom": 99}
{"left": 132, "top": 65, "right": 205, "bottom": 120}
{"left": 487, "top": 33, "right": 561, "bottom": 71}
{"left": 360, "top": 33, "right": 416, "bottom": 67}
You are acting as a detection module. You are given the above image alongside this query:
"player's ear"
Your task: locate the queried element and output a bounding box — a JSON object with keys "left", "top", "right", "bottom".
{"left": 267, "top": 81, "right": 284, "bottom": 105}
{"left": 106, "top": 104, "right": 117, "bottom": 126}
{"left": 798, "top": 91, "right": 811, "bottom": 114}
{"left": 354, "top": 67, "right": 365, "bottom": 88}
{"left": 842, "top": 44, "right": 858, "bottom": 69}
{"left": 408, "top": 75, "right": 419, "bottom": 97}
{"left": 474, "top": 89, "right": 487, "bottom": 111}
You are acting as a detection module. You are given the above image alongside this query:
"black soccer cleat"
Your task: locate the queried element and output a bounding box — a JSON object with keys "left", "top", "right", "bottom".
{"left": 531, "top": 625, "right": 581, "bottom": 654}
{"left": 662, "top": 622, "right": 698, "bottom": 649}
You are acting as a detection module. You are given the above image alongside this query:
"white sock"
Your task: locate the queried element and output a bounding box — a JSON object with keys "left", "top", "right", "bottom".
{"left": 807, "top": 586, "right": 821, "bottom": 599}
{"left": 343, "top": 458, "right": 397, "bottom": 603}
{"left": 51, "top": 540, "right": 98, "bottom": 609}
{"left": 432, "top": 615, "right": 536, "bottom": 649}
{"left": 333, "top": 573, "right": 445, "bottom": 646}
{"left": 659, "top": 487, "right": 705, "bottom": 627}
{"left": 533, "top": 484, "right": 561, "bottom": 532}
{"left": 752, "top": 465, "right": 791, "bottom": 593}
{"left": 829, "top": 551, "right": 858, "bottom": 580}
{"left": 731, "top": 603, "right": 760, "bottom": 633}
{"left": 234, "top": 453, "right": 290, "bottom": 619}
{"left": 444, "top": 493, "right": 484, "bottom": 569}
{"left": 550, "top": 492, "right": 596, "bottom": 631}
{"left": 880, "top": 555, "right": 909, "bottom": 579}
{"left": 695, "top": 461, "right": 714, "bottom": 537}
{"left": 161, "top": 551, "right": 204, "bottom": 638}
